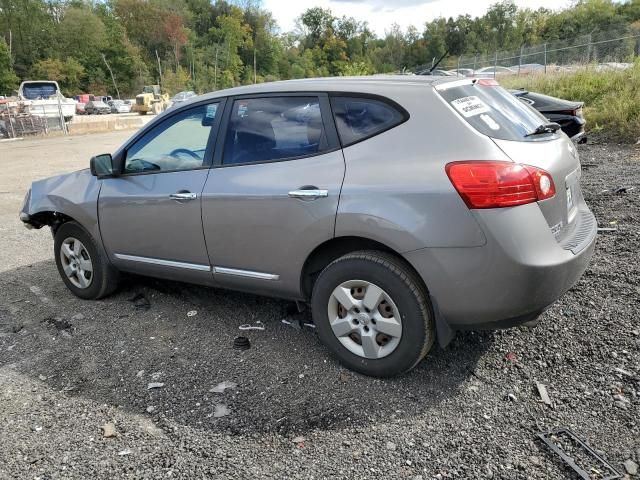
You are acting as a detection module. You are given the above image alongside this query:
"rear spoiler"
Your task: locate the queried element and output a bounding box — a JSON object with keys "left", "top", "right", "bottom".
{"left": 435, "top": 78, "right": 500, "bottom": 91}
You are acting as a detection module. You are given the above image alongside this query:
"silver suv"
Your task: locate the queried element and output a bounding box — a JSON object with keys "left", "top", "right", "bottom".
{"left": 20, "top": 76, "right": 597, "bottom": 377}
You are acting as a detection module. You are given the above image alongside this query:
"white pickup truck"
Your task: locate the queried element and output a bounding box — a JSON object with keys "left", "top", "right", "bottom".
{"left": 18, "top": 81, "right": 76, "bottom": 121}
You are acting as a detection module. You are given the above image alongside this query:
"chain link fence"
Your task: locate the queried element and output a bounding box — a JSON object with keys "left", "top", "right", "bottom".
{"left": 440, "top": 30, "right": 640, "bottom": 76}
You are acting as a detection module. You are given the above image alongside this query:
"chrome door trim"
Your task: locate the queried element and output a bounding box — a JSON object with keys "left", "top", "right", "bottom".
{"left": 170, "top": 192, "right": 197, "bottom": 201}
{"left": 213, "top": 266, "right": 280, "bottom": 281}
{"left": 114, "top": 254, "right": 211, "bottom": 272}
{"left": 288, "top": 189, "right": 329, "bottom": 200}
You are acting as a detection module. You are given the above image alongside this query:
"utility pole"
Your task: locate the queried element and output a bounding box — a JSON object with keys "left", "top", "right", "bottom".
{"left": 155, "top": 50, "right": 163, "bottom": 90}
{"left": 253, "top": 48, "right": 257, "bottom": 84}
{"left": 102, "top": 54, "right": 120, "bottom": 100}
{"left": 518, "top": 45, "right": 523, "bottom": 75}
{"left": 214, "top": 46, "right": 219, "bottom": 90}
{"left": 8, "top": 30, "right": 11, "bottom": 63}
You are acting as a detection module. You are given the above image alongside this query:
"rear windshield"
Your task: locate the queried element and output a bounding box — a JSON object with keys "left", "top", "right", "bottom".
{"left": 437, "top": 81, "right": 553, "bottom": 141}
{"left": 22, "top": 83, "right": 58, "bottom": 100}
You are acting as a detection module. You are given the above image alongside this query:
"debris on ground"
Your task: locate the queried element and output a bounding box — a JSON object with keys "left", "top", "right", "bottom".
{"left": 209, "top": 381, "right": 237, "bottom": 393}
{"left": 535, "top": 381, "right": 553, "bottom": 408}
{"left": 613, "top": 367, "right": 636, "bottom": 379}
{"left": 128, "top": 293, "right": 150, "bottom": 310}
{"left": 101, "top": 423, "right": 117, "bottom": 438}
{"left": 187, "top": 310, "right": 197, "bottom": 317}
{"left": 597, "top": 227, "right": 618, "bottom": 233}
{"left": 239, "top": 322, "right": 265, "bottom": 331}
{"left": 147, "top": 382, "right": 165, "bottom": 389}
{"left": 537, "top": 429, "right": 622, "bottom": 480}
{"left": 233, "top": 336, "right": 250, "bottom": 350}
{"left": 213, "top": 404, "right": 230, "bottom": 418}
{"left": 117, "top": 449, "right": 132, "bottom": 456}
{"left": 292, "top": 436, "right": 305, "bottom": 446}
{"left": 505, "top": 352, "right": 517, "bottom": 362}
{"left": 281, "top": 318, "right": 302, "bottom": 330}
{"left": 42, "top": 316, "right": 73, "bottom": 332}
{"left": 624, "top": 459, "right": 639, "bottom": 476}
{"left": 146, "top": 406, "right": 156, "bottom": 413}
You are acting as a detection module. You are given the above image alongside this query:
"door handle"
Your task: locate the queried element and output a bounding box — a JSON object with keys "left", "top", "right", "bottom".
{"left": 288, "top": 189, "right": 329, "bottom": 200}
{"left": 169, "top": 192, "right": 197, "bottom": 201}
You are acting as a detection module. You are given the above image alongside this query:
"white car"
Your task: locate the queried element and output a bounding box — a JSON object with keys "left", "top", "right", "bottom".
{"left": 474, "top": 66, "right": 516, "bottom": 79}
{"left": 108, "top": 100, "right": 132, "bottom": 114}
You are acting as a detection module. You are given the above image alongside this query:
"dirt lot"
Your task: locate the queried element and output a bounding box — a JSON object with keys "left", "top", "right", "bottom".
{"left": 0, "top": 134, "right": 638, "bottom": 479}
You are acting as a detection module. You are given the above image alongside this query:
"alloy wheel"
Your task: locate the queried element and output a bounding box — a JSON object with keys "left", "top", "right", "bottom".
{"left": 60, "top": 237, "right": 93, "bottom": 289}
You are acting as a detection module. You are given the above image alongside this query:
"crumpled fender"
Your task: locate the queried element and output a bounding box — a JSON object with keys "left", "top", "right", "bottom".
{"left": 22, "top": 169, "right": 104, "bottom": 253}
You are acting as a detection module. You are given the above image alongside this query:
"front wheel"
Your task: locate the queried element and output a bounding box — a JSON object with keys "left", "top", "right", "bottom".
{"left": 54, "top": 222, "right": 119, "bottom": 300}
{"left": 311, "top": 251, "right": 435, "bottom": 377}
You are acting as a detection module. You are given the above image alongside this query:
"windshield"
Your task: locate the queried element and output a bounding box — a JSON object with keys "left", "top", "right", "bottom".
{"left": 22, "top": 83, "right": 58, "bottom": 100}
{"left": 437, "top": 80, "right": 555, "bottom": 141}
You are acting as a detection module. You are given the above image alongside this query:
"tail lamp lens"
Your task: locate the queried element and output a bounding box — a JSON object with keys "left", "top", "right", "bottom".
{"left": 445, "top": 161, "right": 556, "bottom": 209}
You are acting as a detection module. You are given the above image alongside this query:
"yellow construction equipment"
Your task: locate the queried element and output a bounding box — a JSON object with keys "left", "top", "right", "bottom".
{"left": 132, "top": 85, "right": 169, "bottom": 115}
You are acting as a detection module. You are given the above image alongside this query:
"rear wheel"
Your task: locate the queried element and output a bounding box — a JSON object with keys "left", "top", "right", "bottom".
{"left": 54, "top": 222, "right": 119, "bottom": 300}
{"left": 311, "top": 250, "right": 435, "bottom": 377}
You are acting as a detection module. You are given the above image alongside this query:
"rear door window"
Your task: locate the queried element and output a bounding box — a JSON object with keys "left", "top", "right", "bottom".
{"left": 330, "top": 96, "right": 407, "bottom": 146}
{"left": 437, "top": 81, "right": 553, "bottom": 141}
{"left": 222, "top": 96, "right": 327, "bottom": 165}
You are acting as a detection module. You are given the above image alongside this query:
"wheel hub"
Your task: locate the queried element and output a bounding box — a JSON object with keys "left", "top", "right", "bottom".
{"left": 356, "top": 312, "right": 370, "bottom": 325}
{"left": 327, "top": 280, "right": 402, "bottom": 359}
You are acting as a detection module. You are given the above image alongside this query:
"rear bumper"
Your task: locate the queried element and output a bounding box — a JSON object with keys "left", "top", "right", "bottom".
{"left": 404, "top": 202, "right": 596, "bottom": 329}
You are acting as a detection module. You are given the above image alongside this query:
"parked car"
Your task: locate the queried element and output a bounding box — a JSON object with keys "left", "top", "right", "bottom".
{"left": 417, "top": 69, "right": 456, "bottom": 76}
{"left": 168, "top": 91, "right": 197, "bottom": 109}
{"left": 85, "top": 100, "right": 111, "bottom": 115}
{"left": 20, "top": 76, "right": 596, "bottom": 377}
{"left": 446, "top": 68, "right": 475, "bottom": 77}
{"left": 474, "top": 66, "right": 516, "bottom": 78}
{"left": 511, "top": 63, "right": 545, "bottom": 74}
{"left": 511, "top": 89, "right": 586, "bottom": 143}
{"left": 108, "top": 99, "right": 132, "bottom": 114}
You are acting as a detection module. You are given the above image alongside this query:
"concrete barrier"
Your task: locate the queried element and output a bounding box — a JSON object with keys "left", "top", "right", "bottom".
{"left": 67, "top": 114, "right": 153, "bottom": 135}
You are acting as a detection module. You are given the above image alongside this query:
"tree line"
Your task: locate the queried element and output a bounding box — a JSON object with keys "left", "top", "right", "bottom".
{"left": 1, "top": 0, "right": 639, "bottom": 97}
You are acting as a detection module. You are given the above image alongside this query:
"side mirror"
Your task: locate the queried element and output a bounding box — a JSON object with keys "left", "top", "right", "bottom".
{"left": 90, "top": 153, "right": 116, "bottom": 178}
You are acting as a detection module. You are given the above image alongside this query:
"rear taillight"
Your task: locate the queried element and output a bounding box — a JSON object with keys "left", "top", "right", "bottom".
{"left": 445, "top": 161, "right": 556, "bottom": 209}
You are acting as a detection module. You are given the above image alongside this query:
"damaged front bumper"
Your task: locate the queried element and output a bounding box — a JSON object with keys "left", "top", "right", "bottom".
{"left": 19, "top": 188, "right": 37, "bottom": 229}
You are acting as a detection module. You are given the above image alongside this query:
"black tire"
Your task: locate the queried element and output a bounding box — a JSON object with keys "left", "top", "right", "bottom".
{"left": 54, "top": 221, "right": 120, "bottom": 300}
{"left": 311, "top": 250, "right": 435, "bottom": 377}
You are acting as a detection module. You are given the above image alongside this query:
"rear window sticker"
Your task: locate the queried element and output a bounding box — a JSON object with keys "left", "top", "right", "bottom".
{"left": 451, "top": 96, "right": 490, "bottom": 117}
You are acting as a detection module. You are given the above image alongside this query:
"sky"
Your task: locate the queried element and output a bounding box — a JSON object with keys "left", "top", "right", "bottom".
{"left": 262, "top": 0, "right": 573, "bottom": 36}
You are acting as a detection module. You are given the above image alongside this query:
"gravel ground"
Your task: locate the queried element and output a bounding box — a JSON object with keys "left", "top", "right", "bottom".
{"left": 0, "top": 142, "right": 638, "bottom": 479}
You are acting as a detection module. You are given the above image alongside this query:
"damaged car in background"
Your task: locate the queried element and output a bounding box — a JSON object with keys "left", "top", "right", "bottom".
{"left": 511, "top": 89, "right": 587, "bottom": 143}
{"left": 20, "top": 76, "right": 597, "bottom": 377}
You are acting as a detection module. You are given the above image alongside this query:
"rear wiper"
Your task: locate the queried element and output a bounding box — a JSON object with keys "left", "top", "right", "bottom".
{"left": 525, "top": 122, "right": 561, "bottom": 137}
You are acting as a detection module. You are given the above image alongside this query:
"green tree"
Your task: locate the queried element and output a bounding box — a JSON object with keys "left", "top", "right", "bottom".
{"left": 30, "top": 57, "right": 84, "bottom": 95}
{"left": 0, "top": 38, "right": 18, "bottom": 94}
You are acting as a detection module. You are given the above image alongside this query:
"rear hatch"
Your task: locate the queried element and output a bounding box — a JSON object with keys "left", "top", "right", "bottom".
{"left": 436, "top": 79, "right": 583, "bottom": 243}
